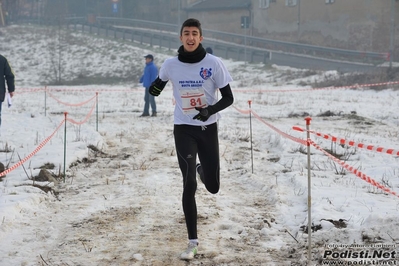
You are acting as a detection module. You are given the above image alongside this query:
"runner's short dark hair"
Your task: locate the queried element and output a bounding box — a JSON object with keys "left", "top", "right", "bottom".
{"left": 180, "top": 18, "right": 202, "bottom": 36}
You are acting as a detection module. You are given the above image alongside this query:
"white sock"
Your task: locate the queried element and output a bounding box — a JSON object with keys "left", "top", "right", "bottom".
{"left": 189, "top": 239, "right": 199, "bottom": 246}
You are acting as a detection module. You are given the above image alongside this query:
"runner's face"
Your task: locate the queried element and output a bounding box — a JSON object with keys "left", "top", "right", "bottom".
{"left": 180, "top": 26, "right": 203, "bottom": 52}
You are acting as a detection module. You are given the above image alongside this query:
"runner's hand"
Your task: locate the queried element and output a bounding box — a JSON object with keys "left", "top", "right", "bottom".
{"left": 193, "top": 106, "right": 214, "bottom": 122}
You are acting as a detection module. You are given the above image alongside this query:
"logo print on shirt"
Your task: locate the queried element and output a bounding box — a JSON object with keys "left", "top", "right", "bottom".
{"left": 199, "top": 67, "right": 212, "bottom": 80}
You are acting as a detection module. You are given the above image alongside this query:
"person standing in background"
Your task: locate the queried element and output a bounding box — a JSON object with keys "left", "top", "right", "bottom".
{"left": 139, "top": 54, "right": 158, "bottom": 117}
{"left": 0, "top": 54, "right": 15, "bottom": 128}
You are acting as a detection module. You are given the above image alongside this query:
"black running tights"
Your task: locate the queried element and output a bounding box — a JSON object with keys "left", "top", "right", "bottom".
{"left": 173, "top": 123, "right": 220, "bottom": 240}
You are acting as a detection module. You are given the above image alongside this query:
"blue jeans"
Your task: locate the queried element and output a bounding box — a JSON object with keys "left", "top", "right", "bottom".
{"left": 143, "top": 87, "right": 156, "bottom": 115}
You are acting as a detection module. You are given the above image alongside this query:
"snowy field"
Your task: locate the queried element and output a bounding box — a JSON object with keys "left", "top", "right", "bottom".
{"left": 0, "top": 24, "right": 399, "bottom": 266}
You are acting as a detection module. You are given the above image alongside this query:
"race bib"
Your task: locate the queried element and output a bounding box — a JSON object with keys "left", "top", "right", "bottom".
{"left": 180, "top": 88, "right": 207, "bottom": 114}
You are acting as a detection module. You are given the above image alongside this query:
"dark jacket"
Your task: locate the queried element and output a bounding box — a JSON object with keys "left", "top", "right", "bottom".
{"left": 140, "top": 61, "right": 158, "bottom": 88}
{"left": 0, "top": 54, "right": 15, "bottom": 102}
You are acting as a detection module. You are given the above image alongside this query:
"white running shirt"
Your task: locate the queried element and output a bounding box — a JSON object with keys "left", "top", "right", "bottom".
{"left": 159, "top": 53, "right": 233, "bottom": 126}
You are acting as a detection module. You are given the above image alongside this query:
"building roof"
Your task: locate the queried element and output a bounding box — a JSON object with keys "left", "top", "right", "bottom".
{"left": 185, "top": 0, "right": 251, "bottom": 12}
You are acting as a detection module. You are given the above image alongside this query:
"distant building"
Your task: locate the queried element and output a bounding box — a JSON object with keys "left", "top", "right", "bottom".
{"left": 250, "top": 0, "right": 397, "bottom": 54}
{"left": 182, "top": 0, "right": 397, "bottom": 54}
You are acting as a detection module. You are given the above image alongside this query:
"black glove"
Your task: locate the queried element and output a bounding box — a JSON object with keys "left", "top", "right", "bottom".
{"left": 149, "top": 77, "right": 168, "bottom": 96}
{"left": 193, "top": 106, "right": 215, "bottom": 122}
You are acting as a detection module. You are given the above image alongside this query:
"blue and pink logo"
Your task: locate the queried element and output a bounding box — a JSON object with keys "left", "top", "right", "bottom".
{"left": 200, "top": 67, "right": 212, "bottom": 80}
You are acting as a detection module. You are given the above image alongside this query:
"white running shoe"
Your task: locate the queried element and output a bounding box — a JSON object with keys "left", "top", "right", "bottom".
{"left": 180, "top": 242, "right": 198, "bottom": 260}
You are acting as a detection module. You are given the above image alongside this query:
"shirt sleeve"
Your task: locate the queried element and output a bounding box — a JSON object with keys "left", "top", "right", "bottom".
{"left": 213, "top": 58, "right": 233, "bottom": 89}
{"left": 159, "top": 59, "right": 170, "bottom": 82}
{"left": 4, "top": 59, "right": 15, "bottom": 92}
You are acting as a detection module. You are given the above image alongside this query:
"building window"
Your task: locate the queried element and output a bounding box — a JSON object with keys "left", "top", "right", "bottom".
{"left": 286, "top": 0, "right": 297, "bottom": 7}
{"left": 260, "top": 0, "right": 270, "bottom": 9}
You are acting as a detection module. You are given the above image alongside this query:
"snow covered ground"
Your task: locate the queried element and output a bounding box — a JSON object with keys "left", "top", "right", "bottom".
{"left": 0, "top": 24, "right": 399, "bottom": 266}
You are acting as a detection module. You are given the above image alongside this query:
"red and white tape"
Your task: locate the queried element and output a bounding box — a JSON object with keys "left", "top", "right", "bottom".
{"left": 233, "top": 80, "right": 399, "bottom": 93}
{"left": 293, "top": 126, "right": 399, "bottom": 157}
{"left": 309, "top": 139, "right": 398, "bottom": 198}
{"left": 0, "top": 120, "right": 65, "bottom": 177}
{"left": 47, "top": 91, "right": 97, "bottom": 107}
{"left": 232, "top": 105, "right": 306, "bottom": 145}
